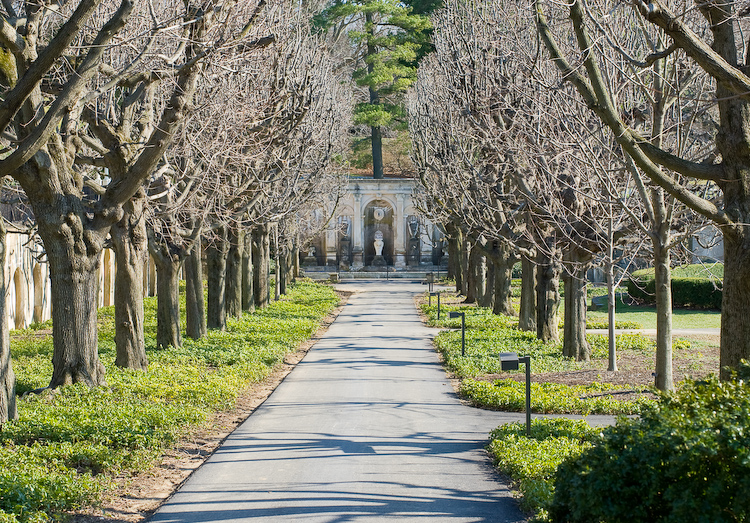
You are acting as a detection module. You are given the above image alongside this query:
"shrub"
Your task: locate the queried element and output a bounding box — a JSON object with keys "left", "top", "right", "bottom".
{"left": 628, "top": 264, "right": 722, "bottom": 309}
{"left": 550, "top": 363, "right": 750, "bottom": 523}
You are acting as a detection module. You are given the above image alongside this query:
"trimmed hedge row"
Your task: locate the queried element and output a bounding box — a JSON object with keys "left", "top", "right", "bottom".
{"left": 627, "top": 264, "right": 722, "bottom": 309}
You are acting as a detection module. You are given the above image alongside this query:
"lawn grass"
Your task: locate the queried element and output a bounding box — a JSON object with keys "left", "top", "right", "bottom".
{"left": 508, "top": 278, "right": 722, "bottom": 330}
{"left": 1, "top": 280, "right": 339, "bottom": 523}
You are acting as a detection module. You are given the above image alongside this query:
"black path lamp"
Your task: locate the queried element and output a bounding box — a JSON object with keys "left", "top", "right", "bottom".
{"left": 449, "top": 311, "right": 466, "bottom": 356}
{"left": 429, "top": 291, "right": 441, "bottom": 320}
{"left": 499, "top": 352, "right": 532, "bottom": 436}
{"left": 426, "top": 272, "right": 434, "bottom": 293}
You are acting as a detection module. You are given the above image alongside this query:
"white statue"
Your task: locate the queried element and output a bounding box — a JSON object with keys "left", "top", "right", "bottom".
{"left": 374, "top": 230, "right": 384, "bottom": 256}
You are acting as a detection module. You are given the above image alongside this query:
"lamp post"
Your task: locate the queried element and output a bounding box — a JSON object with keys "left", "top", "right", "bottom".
{"left": 426, "top": 272, "right": 434, "bottom": 293}
{"left": 449, "top": 311, "right": 466, "bottom": 356}
{"left": 429, "top": 291, "right": 441, "bottom": 319}
{"left": 499, "top": 352, "right": 532, "bottom": 436}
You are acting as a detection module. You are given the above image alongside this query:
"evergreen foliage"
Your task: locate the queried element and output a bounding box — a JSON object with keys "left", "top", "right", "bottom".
{"left": 550, "top": 363, "right": 750, "bottom": 522}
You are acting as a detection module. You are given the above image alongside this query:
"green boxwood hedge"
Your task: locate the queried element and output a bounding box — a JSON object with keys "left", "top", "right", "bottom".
{"left": 550, "top": 362, "right": 750, "bottom": 523}
{"left": 627, "top": 264, "right": 723, "bottom": 309}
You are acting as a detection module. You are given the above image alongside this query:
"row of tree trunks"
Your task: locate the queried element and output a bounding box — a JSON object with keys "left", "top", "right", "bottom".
{"left": 0, "top": 221, "right": 16, "bottom": 423}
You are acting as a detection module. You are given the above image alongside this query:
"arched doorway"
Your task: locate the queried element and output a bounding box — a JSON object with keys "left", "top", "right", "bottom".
{"left": 364, "top": 200, "right": 394, "bottom": 266}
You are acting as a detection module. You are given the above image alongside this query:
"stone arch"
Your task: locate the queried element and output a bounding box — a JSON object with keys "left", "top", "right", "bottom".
{"left": 363, "top": 199, "right": 394, "bottom": 266}
{"left": 32, "top": 263, "right": 43, "bottom": 323}
{"left": 13, "top": 267, "right": 26, "bottom": 330}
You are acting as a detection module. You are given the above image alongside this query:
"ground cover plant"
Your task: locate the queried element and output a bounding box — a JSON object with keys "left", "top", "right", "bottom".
{"left": 487, "top": 418, "right": 601, "bottom": 521}
{"left": 423, "top": 285, "right": 726, "bottom": 521}
{"left": 422, "top": 293, "right": 658, "bottom": 415}
{"left": 0, "top": 280, "right": 339, "bottom": 523}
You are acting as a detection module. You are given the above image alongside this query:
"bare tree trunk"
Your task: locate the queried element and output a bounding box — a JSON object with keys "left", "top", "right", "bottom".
{"left": 151, "top": 247, "right": 182, "bottom": 350}
{"left": 465, "top": 241, "right": 478, "bottom": 303}
{"left": 46, "top": 240, "right": 106, "bottom": 387}
{"left": 562, "top": 248, "right": 591, "bottom": 361}
{"left": 653, "top": 240, "right": 673, "bottom": 391}
{"left": 291, "top": 242, "right": 300, "bottom": 282}
{"left": 536, "top": 237, "right": 561, "bottom": 343}
{"left": 606, "top": 217, "right": 618, "bottom": 371}
{"left": 207, "top": 226, "right": 229, "bottom": 331}
{"left": 242, "top": 232, "right": 255, "bottom": 313}
{"left": 274, "top": 225, "right": 280, "bottom": 302}
{"left": 446, "top": 223, "right": 462, "bottom": 293}
{"left": 460, "top": 234, "right": 470, "bottom": 297}
{"left": 519, "top": 255, "right": 537, "bottom": 332}
{"left": 225, "top": 226, "right": 243, "bottom": 319}
{"left": 0, "top": 221, "right": 16, "bottom": 423}
{"left": 484, "top": 256, "right": 496, "bottom": 309}
{"left": 111, "top": 193, "right": 148, "bottom": 370}
{"left": 476, "top": 250, "right": 491, "bottom": 307}
{"left": 720, "top": 229, "right": 750, "bottom": 379}
{"left": 280, "top": 247, "right": 289, "bottom": 296}
{"left": 185, "top": 239, "right": 206, "bottom": 340}
{"left": 492, "top": 245, "right": 516, "bottom": 316}
{"left": 253, "top": 224, "right": 271, "bottom": 309}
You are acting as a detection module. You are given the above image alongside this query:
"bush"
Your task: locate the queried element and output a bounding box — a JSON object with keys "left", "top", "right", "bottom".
{"left": 628, "top": 264, "right": 722, "bottom": 309}
{"left": 550, "top": 362, "right": 750, "bottom": 523}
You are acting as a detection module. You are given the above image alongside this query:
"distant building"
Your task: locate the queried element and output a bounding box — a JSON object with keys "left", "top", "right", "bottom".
{"left": 303, "top": 177, "right": 446, "bottom": 272}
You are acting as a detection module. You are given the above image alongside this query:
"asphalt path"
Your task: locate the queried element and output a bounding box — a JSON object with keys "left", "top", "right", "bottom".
{"left": 150, "top": 281, "right": 613, "bottom": 523}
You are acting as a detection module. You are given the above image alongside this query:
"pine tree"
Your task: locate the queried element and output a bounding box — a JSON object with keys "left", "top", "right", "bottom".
{"left": 316, "top": 0, "right": 431, "bottom": 179}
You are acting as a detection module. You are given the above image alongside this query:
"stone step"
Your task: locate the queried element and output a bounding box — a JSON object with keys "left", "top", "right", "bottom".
{"left": 302, "top": 268, "right": 448, "bottom": 281}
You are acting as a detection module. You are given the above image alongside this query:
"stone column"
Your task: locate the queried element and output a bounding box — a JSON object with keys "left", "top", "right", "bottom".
{"left": 394, "top": 193, "right": 406, "bottom": 267}
{"left": 325, "top": 225, "right": 338, "bottom": 266}
{"left": 352, "top": 195, "right": 364, "bottom": 269}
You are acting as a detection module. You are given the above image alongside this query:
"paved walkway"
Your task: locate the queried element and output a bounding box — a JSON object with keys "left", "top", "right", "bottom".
{"left": 150, "top": 282, "right": 610, "bottom": 523}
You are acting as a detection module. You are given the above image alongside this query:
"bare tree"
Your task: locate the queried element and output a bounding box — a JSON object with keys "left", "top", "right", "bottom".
{"left": 0, "top": 0, "right": 275, "bottom": 386}
{"left": 533, "top": 0, "right": 748, "bottom": 376}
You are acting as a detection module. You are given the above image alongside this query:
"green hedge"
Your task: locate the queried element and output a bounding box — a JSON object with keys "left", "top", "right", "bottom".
{"left": 628, "top": 264, "right": 723, "bottom": 309}
{"left": 550, "top": 362, "right": 750, "bottom": 523}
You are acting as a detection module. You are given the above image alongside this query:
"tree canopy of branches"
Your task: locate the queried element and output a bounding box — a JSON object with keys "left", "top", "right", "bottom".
{"left": 0, "top": 0, "right": 275, "bottom": 388}
{"left": 536, "top": 0, "right": 747, "bottom": 378}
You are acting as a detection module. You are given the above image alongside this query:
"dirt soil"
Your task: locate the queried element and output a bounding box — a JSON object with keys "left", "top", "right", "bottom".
{"left": 70, "top": 290, "right": 352, "bottom": 523}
